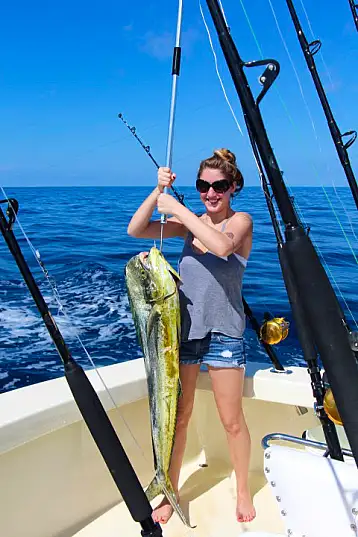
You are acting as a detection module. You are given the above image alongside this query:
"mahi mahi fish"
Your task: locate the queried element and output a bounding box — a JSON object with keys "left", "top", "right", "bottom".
{"left": 125, "top": 246, "right": 192, "bottom": 527}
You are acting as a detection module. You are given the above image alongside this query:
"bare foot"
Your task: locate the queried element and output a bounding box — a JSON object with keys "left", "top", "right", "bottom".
{"left": 152, "top": 496, "right": 178, "bottom": 524}
{"left": 236, "top": 491, "right": 256, "bottom": 523}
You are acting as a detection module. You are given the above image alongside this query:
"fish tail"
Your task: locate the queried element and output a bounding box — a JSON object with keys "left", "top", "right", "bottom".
{"left": 146, "top": 474, "right": 195, "bottom": 527}
{"left": 145, "top": 476, "right": 162, "bottom": 502}
{"left": 162, "top": 478, "right": 195, "bottom": 528}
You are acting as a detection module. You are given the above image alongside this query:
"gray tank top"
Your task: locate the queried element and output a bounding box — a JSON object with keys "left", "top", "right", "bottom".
{"left": 178, "top": 222, "right": 247, "bottom": 341}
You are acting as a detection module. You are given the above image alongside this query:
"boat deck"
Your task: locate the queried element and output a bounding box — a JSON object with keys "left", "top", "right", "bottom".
{"left": 73, "top": 459, "right": 284, "bottom": 537}
{"left": 0, "top": 361, "right": 320, "bottom": 537}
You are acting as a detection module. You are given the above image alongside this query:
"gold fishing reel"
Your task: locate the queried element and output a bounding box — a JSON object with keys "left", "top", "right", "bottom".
{"left": 260, "top": 316, "right": 290, "bottom": 345}
{"left": 323, "top": 388, "right": 343, "bottom": 426}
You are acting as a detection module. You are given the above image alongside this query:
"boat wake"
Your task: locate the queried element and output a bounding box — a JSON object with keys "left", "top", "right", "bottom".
{"left": 0, "top": 259, "right": 307, "bottom": 392}
{"left": 0, "top": 263, "right": 141, "bottom": 392}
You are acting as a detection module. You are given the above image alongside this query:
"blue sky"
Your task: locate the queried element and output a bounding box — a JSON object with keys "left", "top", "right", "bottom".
{"left": 1, "top": 0, "right": 357, "bottom": 187}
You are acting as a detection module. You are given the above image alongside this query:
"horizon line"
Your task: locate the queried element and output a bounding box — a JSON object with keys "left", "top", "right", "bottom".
{"left": 2, "top": 184, "right": 352, "bottom": 189}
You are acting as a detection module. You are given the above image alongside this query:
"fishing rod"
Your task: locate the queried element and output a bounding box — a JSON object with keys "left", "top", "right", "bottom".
{"left": 205, "top": 0, "right": 358, "bottom": 465}
{"left": 118, "top": 112, "right": 286, "bottom": 372}
{"left": 245, "top": 92, "right": 344, "bottom": 460}
{"left": 348, "top": 0, "right": 358, "bottom": 31}
{"left": 160, "top": 0, "right": 183, "bottom": 251}
{"left": 118, "top": 113, "right": 185, "bottom": 205}
{"left": 286, "top": 0, "right": 358, "bottom": 210}
{"left": 0, "top": 198, "right": 163, "bottom": 537}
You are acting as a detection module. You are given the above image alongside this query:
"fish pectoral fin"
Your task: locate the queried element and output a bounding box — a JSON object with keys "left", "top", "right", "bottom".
{"left": 162, "top": 479, "right": 196, "bottom": 528}
{"left": 145, "top": 476, "right": 162, "bottom": 503}
{"left": 146, "top": 305, "right": 161, "bottom": 340}
{"left": 166, "top": 261, "right": 182, "bottom": 284}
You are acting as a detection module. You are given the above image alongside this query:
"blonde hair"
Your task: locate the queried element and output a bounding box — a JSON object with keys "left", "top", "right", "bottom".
{"left": 197, "top": 148, "right": 244, "bottom": 195}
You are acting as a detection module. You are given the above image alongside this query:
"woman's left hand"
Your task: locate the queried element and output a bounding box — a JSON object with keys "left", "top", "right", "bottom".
{"left": 157, "top": 193, "right": 182, "bottom": 218}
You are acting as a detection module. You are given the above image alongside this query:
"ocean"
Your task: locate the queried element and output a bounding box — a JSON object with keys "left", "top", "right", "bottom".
{"left": 0, "top": 185, "right": 357, "bottom": 393}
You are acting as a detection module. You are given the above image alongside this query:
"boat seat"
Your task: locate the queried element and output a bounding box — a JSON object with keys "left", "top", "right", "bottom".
{"left": 260, "top": 442, "right": 358, "bottom": 537}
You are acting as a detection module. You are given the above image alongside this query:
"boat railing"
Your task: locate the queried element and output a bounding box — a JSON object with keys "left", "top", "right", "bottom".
{"left": 262, "top": 432, "right": 353, "bottom": 459}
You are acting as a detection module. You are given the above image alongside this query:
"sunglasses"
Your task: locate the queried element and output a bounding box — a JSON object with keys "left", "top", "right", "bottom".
{"left": 196, "top": 178, "right": 232, "bottom": 194}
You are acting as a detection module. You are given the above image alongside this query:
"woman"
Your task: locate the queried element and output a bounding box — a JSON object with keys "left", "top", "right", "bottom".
{"left": 127, "top": 149, "right": 255, "bottom": 524}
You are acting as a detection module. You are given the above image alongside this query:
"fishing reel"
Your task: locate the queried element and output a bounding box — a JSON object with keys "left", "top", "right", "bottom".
{"left": 260, "top": 314, "right": 290, "bottom": 345}
{"left": 323, "top": 388, "right": 342, "bottom": 426}
{"left": 0, "top": 197, "right": 19, "bottom": 231}
{"left": 323, "top": 330, "right": 358, "bottom": 426}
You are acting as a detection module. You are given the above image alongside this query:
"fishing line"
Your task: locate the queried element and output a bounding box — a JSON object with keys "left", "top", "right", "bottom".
{"left": 320, "top": 186, "right": 358, "bottom": 265}
{"left": 266, "top": 0, "right": 319, "bottom": 142}
{"left": 266, "top": 0, "right": 347, "bottom": 179}
{"left": 199, "top": 1, "right": 244, "bottom": 136}
{"left": 11, "top": 100, "right": 228, "bottom": 185}
{"left": 238, "top": 0, "right": 358, "bottom": 257}
{"left": 119, "top": 110, "right": 280, "bottom": 331}
{"left": 273, "top": 177, "right": 358, "bottom": 329}
{"left": 298, "top": 0, "right": 335, "bottom": 91}
{"left": 286, "top": 185, "right": 358, "bottom": 330}
{"left": 239, "top": 0, "right": 358, "bottom": 325}
{"left": 267, "top": 8, "right": 354, "bottom": 253}
{"left": 296, "top": 0, "right": 358, "bottom": 238}
{"left": 212, "top": 0, "right": 358, "bottom": 326}
{"left": 265, "top": 0, "right": 358, "bottom": 253}
{"left": 118, "top": 112, "right": 188, "bottom": 207}
{"left": 118, "top": 112, "right": 201, "bottom": 220}
{"left": 238, "top": 0, "right": 347, "bottom": 189}
{"left": 218, "top": 0, "right": 229, "bottom": 27}
{"left": 331, "top": 182, "right": 358, "bottom": 244}
{"left": 11, "top": 97, "right": 234, "bottom": 186}
{"left": 199, "top": 0, "right": 281, "bottom": 319}
{"left": 0, "top": 185, "right": 149, "bottom": 463}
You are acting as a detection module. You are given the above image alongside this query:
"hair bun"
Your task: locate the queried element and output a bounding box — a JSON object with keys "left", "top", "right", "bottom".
{"left": 198, "top": 147, "right": 244, "bottom": 195}
{"left": 213, "top": 148, "right": 237, "bottom": 166}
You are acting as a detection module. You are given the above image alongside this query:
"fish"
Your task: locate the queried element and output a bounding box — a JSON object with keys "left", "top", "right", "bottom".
{"left": 125, "top": 246, "right": 193, "bottom": 527}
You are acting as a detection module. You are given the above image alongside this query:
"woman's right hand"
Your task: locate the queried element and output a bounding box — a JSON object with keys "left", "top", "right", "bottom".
{"left": 158, "top": 167, "right": 176, "bottom": 193}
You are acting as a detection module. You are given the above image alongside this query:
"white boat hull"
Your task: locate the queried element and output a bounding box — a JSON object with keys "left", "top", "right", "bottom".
{"left": 0, "top": 359, "right": 327, "bottom": 536}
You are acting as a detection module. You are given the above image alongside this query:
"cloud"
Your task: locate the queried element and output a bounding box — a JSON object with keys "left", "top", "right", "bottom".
{"left": 183, "top": 28, "right": 201, "bottom": 54}
{"left": 122, "top": 23, "right": 133, "bottom": 32}
{"left": 139, "top": 28, "right": 201, "bottom": 60}
{"left": 139, "top": 31, "right": 174, "bottom": 60}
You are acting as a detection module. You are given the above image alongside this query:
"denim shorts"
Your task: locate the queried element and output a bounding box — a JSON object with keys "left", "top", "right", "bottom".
{"left": 179, "top": 332, "right": 246, "bottom": 369}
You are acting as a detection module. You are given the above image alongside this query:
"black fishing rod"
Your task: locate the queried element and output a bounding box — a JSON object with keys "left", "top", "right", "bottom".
{"left": 206, "top": 0, "right": 358, "bottom": 465}
{"left": 246, "top": 107, "right": 344, "bottom": 460}
{"left": 0, "top": 198, "right": 162, "bottom": 537}
{"left": 286, "top": 0, "right": 358, "bottom": 209}
{"left": 348, "top": 0, "right": 358, "bottom": 31}
{"left": 118, "top": 112, "right": 286, "bottom": 372}
{"left": 118, "top": 113, "right": 185, "bottom": 205}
